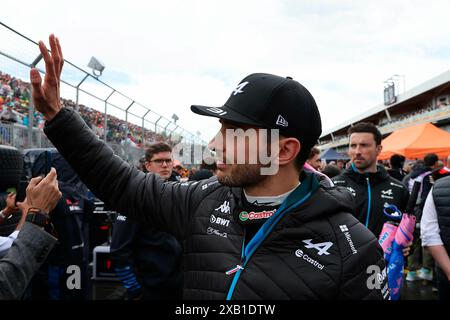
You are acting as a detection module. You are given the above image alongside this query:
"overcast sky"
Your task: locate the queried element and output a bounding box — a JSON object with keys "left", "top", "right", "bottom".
{"left": 1, "top": 0, "right": 449, "bottom": 142}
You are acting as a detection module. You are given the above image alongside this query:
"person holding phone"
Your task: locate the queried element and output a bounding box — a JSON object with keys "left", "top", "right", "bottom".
{"left": 0, "top": 193, "right": 27, "bottom": 257}
{"left": 0, "top": 168, "right": 61, "bottom": 299}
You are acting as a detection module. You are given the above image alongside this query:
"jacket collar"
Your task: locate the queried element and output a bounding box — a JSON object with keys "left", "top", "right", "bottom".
{"left": 343, "top": 163, "right": 390, "bottom": 185}
{"left": 229, "top": 171, "right": 352, "bottom": 223}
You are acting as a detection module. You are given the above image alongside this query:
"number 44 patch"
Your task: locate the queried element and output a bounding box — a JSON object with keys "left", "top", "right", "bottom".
{"left": 302, "top": 239, "right": 333, "bottom": 256}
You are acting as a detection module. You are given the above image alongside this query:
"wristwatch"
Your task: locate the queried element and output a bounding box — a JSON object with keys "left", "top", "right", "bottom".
{"left": 26, "top": 208, "right": 50, "bottom": 227}
{"left": 0, "top": 210, "right": 7, "bottom": 219}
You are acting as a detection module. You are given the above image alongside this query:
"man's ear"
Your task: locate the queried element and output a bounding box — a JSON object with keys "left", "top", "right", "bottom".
{"left": 376, "top": 144, "right": 383, "bottom": 156}
{"left": 278, "top": 138, "right": 301, "bottom": 166}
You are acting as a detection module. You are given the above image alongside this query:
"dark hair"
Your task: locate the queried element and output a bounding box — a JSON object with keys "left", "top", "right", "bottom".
{"left": 200, "top": 160, "right": 217, "bottom": 171}
{"left": 424, "top": 153, "right": 438, "bottom": 167}
{"left": 390, "top": 154, "right": 405, "bottom": 169}
{"left": 308, "top": 146, "right": 320, "bottom": 160}
{"left": 145, "top": 142, "right": 172, "bottom": 161}
{"left": 289, "top": 140, "right": 314, "bottom": 172}
{"left": 322, "top": 164, "right": 341, "bottom": 179}
{"left": 348, "top": 122, "right": 382, "bottom": 145}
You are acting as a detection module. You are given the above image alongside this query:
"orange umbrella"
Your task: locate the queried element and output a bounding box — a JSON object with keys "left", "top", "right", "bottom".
{"left": 379, "top": 122, "right": 450, "bottom": 160}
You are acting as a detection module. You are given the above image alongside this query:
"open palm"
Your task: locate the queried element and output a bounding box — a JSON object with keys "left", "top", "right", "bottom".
{"left": 30, "top": 34, "right": 64, "bottom": 121}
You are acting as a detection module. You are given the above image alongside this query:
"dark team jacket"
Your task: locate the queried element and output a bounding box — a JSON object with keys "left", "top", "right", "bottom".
{"left": 333, "top": 165, "right": 409, "bottom": 238}
{"left": 110, "top": 213, "right": 183, "bottom": 299}
{"left": 44, "top": 108, "right": 389, "bottom": 300}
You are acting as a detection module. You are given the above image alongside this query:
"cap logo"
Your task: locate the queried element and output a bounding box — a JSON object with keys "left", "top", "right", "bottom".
{"left": 206, "top": 107, "right": 227, "bottom": 116}
{"left": 276, "top": 115, "right": 288, "bottom": 127}
{"left": 232, "top": 81, "right": 249, "bottom": 96}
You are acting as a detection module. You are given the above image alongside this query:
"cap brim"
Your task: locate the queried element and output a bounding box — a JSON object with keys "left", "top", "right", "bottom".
{"left": 190, "top": 105, "right": 263, "bottom": 127}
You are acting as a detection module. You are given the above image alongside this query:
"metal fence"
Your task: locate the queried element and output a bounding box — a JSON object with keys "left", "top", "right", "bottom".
{"left": 0, "top": 121, "right": 52, "bottom": 149}
{"left": 0, "top": 22, "right": 206, "bottom": 165}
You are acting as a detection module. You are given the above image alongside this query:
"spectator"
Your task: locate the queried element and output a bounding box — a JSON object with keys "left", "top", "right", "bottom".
{"left": 306, "top": 146, "right": 322, "bottom": 171}
{"left": 0, "top": 193, "right": 27, "bottom": 258}
{"left": 190, "top": 160, "right": 218, "bottom": 181}
{"left": 0, "top": 169, "right": 61, "bottom": 299}
{"left": 421, "top": 176, "right": 450, "bottom": 299}
{"left": 336, "top": 159, "right": 345, "bottom": 171}
{"left": 0, "top": 103, "right": 18, "bottom": 123}
{"left": 404, "top": 153, "right": 446, "bottom": 282}
{"left": 110, "top": 142, "right": 183, "bottom": 300}
{"left": 387, "top": 154, "right": 407, "bottom": 181}
{"left": 332, "top": 122, "right": 410, "bottom": 238}
{"left": 322, "top": 164, "right": 341, "bottom": 179}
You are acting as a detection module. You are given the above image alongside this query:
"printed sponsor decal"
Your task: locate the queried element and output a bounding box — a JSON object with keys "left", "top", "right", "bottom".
{"left": 206, "top": 227, "right": 228, "bottom": 238}
{"left": 215, "top": 201, "right": 231, "bottom": 214}
{"left": 210, "top": 214, "right": 230, "bottom": 227}
{"left": 294, "top": 249, "right": 325, "bottom": 270}
{"left": 239, "top": 209, "right": 276, "bottom": 221}
{"left": 339, "top": 225, "right": 358, "bottom": 255}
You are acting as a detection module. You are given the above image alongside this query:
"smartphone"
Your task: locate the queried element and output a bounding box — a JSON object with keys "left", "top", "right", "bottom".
{"left": 15, "top": 180, "right": 28, "bottom": 204}
{"left": 44, "top": 151, "right": 52, "bottom": 176}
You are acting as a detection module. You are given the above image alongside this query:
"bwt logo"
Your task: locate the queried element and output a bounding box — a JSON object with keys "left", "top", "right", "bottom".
{"left": 66, "top": 265, "right": 81, "bottom": 290}
{"left": 210, "top": 214, "right": 230, "bottom": 227}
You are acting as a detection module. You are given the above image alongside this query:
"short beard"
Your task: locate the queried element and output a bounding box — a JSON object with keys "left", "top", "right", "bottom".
{"left": 353, "top": 159, "right": 376, "bottom": 172}
{"left": 217, "top": 164, "right": 267, "bottom": 188}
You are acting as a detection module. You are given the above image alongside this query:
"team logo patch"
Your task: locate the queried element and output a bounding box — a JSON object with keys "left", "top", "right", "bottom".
{"left": 215, "top": 201, "right": 231, "bottom": 214}
{"left": 210, "top": 214, "right": 230, "bottom": 227}
{"left": 381, "top": 188, "right": 394, "bottom": 199}
{"left": 346, "top": 186, "right": 356, "bottom": 197}
{"left": 232, "top": 81, "right": 249, "bottom": 95}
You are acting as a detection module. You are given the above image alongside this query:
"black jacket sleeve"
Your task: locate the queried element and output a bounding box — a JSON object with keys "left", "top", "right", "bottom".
{"left": 44, "top": 108, "right": 204, "bottom": 239}
{"left": 334, "top": 214, "right": 390, "bottom": 300}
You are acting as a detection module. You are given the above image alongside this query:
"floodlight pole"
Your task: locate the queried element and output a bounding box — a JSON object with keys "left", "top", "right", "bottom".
{"left": 142, "top": 109, "right": 150, "bottom": 154}
{"left": 75, "top": 74, "right": 89, "bottom": 111}
{"left": 28, "top": 53, "right": 43, "bottom": 148}
{"left": 124, "top": 101, "right": 134, "bottom": 160}
{"left": 164, "top": 122, "right": 171, "bottom": 136}
{"left": 169, "top": 125, "right": 179, "bottom": 142}
{"left": 154, "top": 116, "right": 162, "bottom": 134}
{"left": 104, "top": 89, "right": 115, "bottom": 141}
{"left": 124, "top": 101, "right": 135, "bottom": 137}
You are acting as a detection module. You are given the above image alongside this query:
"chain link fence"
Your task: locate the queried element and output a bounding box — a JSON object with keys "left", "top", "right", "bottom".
{"left": 0, "top": 22, "right": 206, "bottom": 165}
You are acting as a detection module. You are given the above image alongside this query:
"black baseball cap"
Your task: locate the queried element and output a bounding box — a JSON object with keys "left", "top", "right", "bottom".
{"left": 191, "top": 73, "right": 322, "bottom": 149}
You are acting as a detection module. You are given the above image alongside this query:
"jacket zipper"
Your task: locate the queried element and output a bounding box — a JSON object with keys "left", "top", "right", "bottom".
{"left": 225, "top": 228, "right": 246, "bottom": 275}
{"left": 365, "top": 176, "right": 372, "bottom": 228}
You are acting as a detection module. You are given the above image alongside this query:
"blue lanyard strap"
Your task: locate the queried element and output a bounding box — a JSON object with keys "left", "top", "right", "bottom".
{"left": 226, "top": 172, "right": 320, "bottom": 300}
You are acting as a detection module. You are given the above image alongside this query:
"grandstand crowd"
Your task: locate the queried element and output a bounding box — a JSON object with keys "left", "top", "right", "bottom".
{"left": 0, "top": 71, "right": 178, "bottom": 149}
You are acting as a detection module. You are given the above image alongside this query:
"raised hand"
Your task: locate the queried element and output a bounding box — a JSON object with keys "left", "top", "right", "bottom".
{"left": 30, "top": 34, "right": 64, "bottom": 121}
{"left": 26, "top": 168, "right": 62, "bottom": 214}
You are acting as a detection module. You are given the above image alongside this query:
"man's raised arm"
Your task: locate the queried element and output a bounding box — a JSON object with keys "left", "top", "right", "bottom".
{"left": 30, "top": 35, "right": 201, "bottom": 239}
